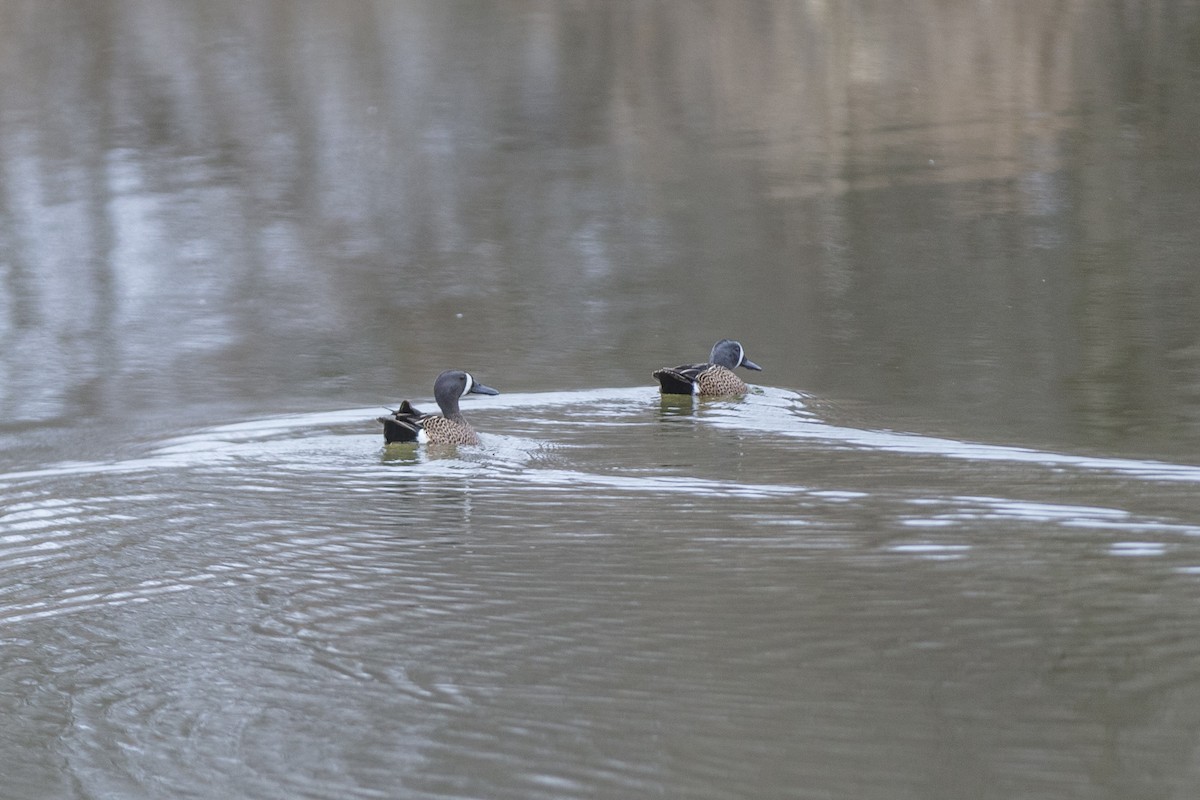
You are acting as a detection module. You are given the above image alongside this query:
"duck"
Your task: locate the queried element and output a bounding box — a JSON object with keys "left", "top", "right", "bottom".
{"left": 378, "top": 369, "right": 499, "bottom": 445}
{"left": 653, "top": 339, "right": 763, "bottom": 396}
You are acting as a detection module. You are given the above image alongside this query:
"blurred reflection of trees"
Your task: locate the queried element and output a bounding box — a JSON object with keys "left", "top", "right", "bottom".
{"left": 0, "top": 1, "right": 1196, "bottom": 451}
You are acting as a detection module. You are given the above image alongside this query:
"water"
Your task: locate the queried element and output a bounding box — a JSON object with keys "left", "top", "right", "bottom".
{"left": 5, "top": 1, "right": 1200, "bottom": 798}
{"left": 9, "top": 388, "right": 1200, "bottom": 799}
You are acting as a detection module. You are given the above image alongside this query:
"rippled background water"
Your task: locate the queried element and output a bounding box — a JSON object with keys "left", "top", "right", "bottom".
{"left": 4, "top": 2, "right": 1200, "bottom": 798}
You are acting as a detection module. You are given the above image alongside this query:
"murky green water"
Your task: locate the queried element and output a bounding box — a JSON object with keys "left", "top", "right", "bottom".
{"left": 4, "top": 2, "right": 1200, "bottom": 798}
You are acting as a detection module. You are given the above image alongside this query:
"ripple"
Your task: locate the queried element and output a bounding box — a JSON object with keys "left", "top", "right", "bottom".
{"left": 5, "top": 387, "right": 1200, "bottom": 799}
{"left": 3, "top": 386, "right": 1199, "bottom": 493}
{"left": 707, "top": 389, "right": 1200, "bottom": 482}
{"left": 897, "top": 494, "right": 1200, "bottom": 538}
{"left": 887, "top": 543, "right": 972, "bottom": 560}
{"left": 1108, "top": 541, "right": 1169, "bottom": 557}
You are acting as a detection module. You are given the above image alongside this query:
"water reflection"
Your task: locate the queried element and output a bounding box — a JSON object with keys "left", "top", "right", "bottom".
{"left": 657, "top": 394, "right": 699, "bottom": 418}
{"left": 0, "top": 1, "right": 1196, "bottom": 459}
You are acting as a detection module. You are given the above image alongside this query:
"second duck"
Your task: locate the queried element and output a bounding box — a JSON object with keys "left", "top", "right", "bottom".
{"left": 653, "top": 339, "right": 763, "bottom": 396}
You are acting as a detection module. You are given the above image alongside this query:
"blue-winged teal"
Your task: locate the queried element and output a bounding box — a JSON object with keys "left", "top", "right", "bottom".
{"left": 653, "top": 339, "right": 763, "bottom": 396}
{"left": 378, "top": 369, "right": 499, "bottom": 445}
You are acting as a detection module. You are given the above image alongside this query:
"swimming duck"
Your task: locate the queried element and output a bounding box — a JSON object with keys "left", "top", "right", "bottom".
{"left": 653, "top": 339, "right": 763, "bottom": 396}
{"left": 378, "top": 369, "right": 499, "bottom": 445}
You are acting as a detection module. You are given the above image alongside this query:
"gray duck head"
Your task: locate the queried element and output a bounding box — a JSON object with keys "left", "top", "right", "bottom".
{"left": 709, "top": 339, "right": 762, "bottom": 371}
{"left": 433, "top": 369, "right": 499, "bottom": 417}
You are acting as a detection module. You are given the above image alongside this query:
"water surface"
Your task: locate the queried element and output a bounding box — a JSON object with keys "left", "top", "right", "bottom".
{"left": 4, "top": 1, "right": 1200, "bottom": 798}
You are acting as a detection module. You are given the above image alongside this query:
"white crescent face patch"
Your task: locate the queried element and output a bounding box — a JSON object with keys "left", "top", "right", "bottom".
{"left": 736, "top": 343, "right": 745, "bottom": 368}
{"left": 461, "top": 372, "right": 475, "bottom": 397}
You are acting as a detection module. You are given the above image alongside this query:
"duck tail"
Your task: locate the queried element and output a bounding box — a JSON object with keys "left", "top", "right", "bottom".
{"left": 652, "top": 368, "right": 695, "bottom": 396}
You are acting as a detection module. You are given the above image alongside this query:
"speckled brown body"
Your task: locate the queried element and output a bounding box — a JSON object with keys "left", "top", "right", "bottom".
{"left": 694, "top": 365, "right": 749, "bottom": 395}
{"left": 652, "top": 364, "right": 749, "bottom": 396}
{"left": 420, "top": 414, "right": 480, "bottom": 445}
{"left": 379, "top": 401, "right": 482, "bottom": 445}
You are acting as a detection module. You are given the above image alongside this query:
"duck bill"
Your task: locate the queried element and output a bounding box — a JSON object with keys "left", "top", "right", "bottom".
{"left": 741, "top": 359, "right": 763, "bottom": 371}
{"left": 469, "top": 382, "right": 500, "bottom": 396}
